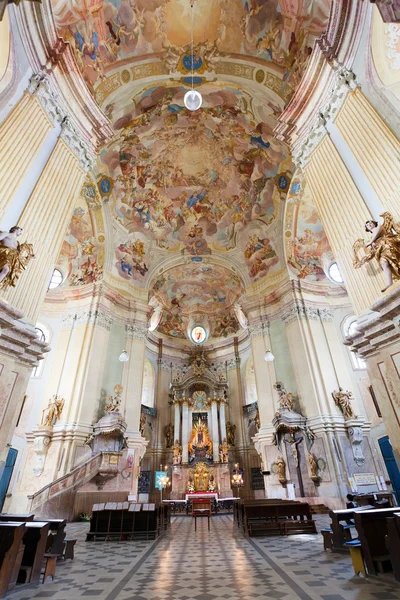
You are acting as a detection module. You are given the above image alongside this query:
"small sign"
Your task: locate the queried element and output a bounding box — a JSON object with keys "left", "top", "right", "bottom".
{"left": 250, "top": 468, "right": 265, "bottom": 490}
{"left": 353, "top": 473, "right": 377, "bottom": 486}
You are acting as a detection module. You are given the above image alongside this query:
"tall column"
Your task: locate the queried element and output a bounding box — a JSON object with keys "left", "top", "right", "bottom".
{"left": 219, "top": 399, "right": 227, "bottom": 442}
{"left": 181, "top": 400, "right": 189, "bottom": 464}
{"left": 304, "top": 134, "right": 385, "bottom": 313}
{"left": 249, "top": 324, "right": 278, "bottom": 428}
{"left": 211, "top": 399, "right": 220, "bottom": 462}
{"left": 1, "top": 135, "right": 85, "bottom": 323}
{"left": 336, "top": 89, "right": 400, "bottom": 222}
{"left": 0, "top": 92, "right": 52, "bottom": 221}
{"left": 173, "top": 400, "right": 181, "bottom": 443}
{"left": 121, "top": 322, "right": 149, "bottom": 498}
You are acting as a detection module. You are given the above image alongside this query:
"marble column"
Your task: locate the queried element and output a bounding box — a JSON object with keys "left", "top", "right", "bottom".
{"left": 219, "top": 399, "right": 227, "bottom": 442}
{"left": 336, "top": 89, "right": 400, "bottom": 222}
{"left": 0, "top": 92, "right": 52, "bottom": 222}
{"left": 304, "top": 134, "right": 385, "bottom": 313}
{"left": 173, "top": 399, "right": 181, "bottom": 443}
{"left": 1, "top": 135, "right": 85, "bottom": 323}
{"left": 121, "top": 322, "right": 149, "bottom": 498}
{"left": 211, "top": 400, "right": 220, "bottom": 462}
{"left": 182, "top": 400, "right": 189, "bottom": 464}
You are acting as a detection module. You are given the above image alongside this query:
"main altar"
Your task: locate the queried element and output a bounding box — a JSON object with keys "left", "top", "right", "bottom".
{"left": 166, "top": 350, "right": 234, "bottom": 499}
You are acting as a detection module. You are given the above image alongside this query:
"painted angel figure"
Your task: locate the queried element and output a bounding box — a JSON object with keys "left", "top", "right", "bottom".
{"left": 353, "top": 212, "right": 400, "bottom": 292}
{"left": 0, "top": 226, "right": 34, "bottom": 289}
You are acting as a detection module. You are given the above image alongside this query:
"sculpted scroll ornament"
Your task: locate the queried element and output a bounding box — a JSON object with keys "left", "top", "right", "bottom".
{"left": 104, "top": 384, "right": 122, "bottom": 413}
{"left": 0, "top": 227, "right": 34, "bottom": 290}
{"left": 353, "top": 212, "right": 400, "bottom": 292}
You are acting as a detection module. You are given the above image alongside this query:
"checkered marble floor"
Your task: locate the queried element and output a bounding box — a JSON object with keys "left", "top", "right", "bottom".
{"left": 7, "top": 515, "right": 400, "bottom": 600}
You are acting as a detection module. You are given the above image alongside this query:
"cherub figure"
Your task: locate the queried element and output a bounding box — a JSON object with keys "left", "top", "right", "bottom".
{"left": 0, "top": 226, "right": 34, "bottom": 289}
{"left": 353, "top": 212, "right": 400, "bottom": 292}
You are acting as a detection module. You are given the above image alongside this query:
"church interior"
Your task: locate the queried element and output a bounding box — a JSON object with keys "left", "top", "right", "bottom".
{"left": 1, "top": 0, "right": 400, "bottom": 598}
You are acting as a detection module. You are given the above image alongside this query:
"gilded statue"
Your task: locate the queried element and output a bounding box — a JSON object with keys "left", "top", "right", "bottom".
{"left": 172, "top": 439, "right": 182, "bottom": 465}
{"left": 164, "top": 422, "right": 174, "bottom": 448}
{"left": 226, "top": 421, "right": 236, "bottom": 446}
{"left": 275, "top": 455, "right": 286, "bottom": 482}
{"left": 332, "top": 387, "right": 355, "bottom": 419}
{"left": 219, "top": 438, "right": 230, "bottom": 463}
{"left": 273, "top": 382, "right": 295, "bottom": 411}
{"left": 187, "top": 469, "right": 195, "bottom": 492}
{"left": 0, "top": 227, "right": 34, "bottom": 290}
{"left": 41, "top": 395, "right": 65, "bottom": 428}
{"left": 307, "top": 452, "right": 319, "bottom": 479}
{"left": 353, "top": 212, "right": 400, "bottom": 292}
{"left": 193, "top": 462, "right": 209, "bottom": 492}
{"left": 104, "top": 384, "right": 123, "bottom": 413}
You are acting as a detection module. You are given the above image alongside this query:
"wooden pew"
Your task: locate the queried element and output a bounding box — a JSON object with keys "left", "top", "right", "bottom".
{"left": 386, "top": 512, "right": 400, "bottom": 582}
{"left": 0, "top": 514, "right": 34, "bottom": 523}
{"left": 43, "top": 519, "right": 67, "bottom": 557}
{"left": 87, "top": 503, "right": 161, "bottom": 541}
{"left": 0, "top": 522, "right": 26, "bottom": 599}
{"left": 354, "top": 507, "right": 400, "bottom": 575}
{"left": 242, "top": 502, "right": 316, "bottom": 537}
{"left": 328, "top": 505, "right": 374, "bottom": 551}
{"left": 235, "top": 500, "right": 299, "bottom": 534}
{"left": 18, "top": 521, "right": 50, "bottom": 584}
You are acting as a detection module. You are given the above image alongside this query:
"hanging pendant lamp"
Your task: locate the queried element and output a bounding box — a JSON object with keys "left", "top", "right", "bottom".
{"left": 184, "top": 1, "right": 202, "bottom": 111}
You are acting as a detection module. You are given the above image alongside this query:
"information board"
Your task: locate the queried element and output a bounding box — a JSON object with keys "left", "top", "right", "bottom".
{"left": 250, "top": 467, "right": 265, "bottom": 490}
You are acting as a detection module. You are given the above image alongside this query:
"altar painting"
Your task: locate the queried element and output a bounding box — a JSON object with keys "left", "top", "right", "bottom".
{"left": 189, "top": 415, "right": 213, "bottom": 464}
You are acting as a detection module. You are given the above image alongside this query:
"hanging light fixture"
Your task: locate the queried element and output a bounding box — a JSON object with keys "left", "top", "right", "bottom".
{"left": 184, "top": 1, "right": 202, "bottom": 112}
{"left": 264, "top": 349, "right": 275, "bottom": 362}
{"left": 119, "top": 349, "right": 129, "bottom": 362}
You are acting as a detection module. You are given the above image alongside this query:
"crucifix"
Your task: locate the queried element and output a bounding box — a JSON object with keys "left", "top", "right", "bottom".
{"left": 284, "top": 433, "right": 305, "bottom": 497}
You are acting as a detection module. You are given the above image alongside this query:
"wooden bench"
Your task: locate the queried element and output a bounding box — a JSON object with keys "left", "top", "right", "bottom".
{"left": 354, "top": 507, "right": 400, "bottom": 575}
{"left": 385, "top": 512, "right": 400, "bottom": 582}
{"left": 86, "top": 503, "right": 163, "bottom": 541}
{"left": 242, "top": 502, "right": 316, "bottom": 537}
{"left": 328, "top": 506, "right": 374, "bottom": 551}
{"left": 234, "top": 499, "right": 299, "bottom": 534}
{"left": 18, "top": 521, "right": 50, "bottom": 584}
{"left": 42, "top": 554, "right": 58, "bottom": 583}
{"left": 0, "top": 522, "right": 26, "bottom": 599}
{"left": 63, "top": 538, "right": 76, "bottom": 561}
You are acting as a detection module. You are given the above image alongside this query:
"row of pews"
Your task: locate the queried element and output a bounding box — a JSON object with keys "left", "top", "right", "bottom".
{"left": 327, "top": 506, "right": 400, "bottom": 578}
{"left": 86, "top": 502, "right": 170, "bottom": 541}
{"left": 234, "top": 499, "right": 317, "bottom": 537}
{"left": 0, "top": 513, "right": 68, "bottom": 599}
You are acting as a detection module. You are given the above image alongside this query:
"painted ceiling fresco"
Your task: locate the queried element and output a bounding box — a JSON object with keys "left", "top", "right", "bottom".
{"left": 57, "top": 201, "right": 104, "bottom": 287}
{"left": 51, "top": 0, "right": 331, "bottom": 93}
{"left": 285, "top": 178, "right": 333, "bottom": 282}
{"left": 99, "top": 83, "right": 291, "bottom": 285}
{"left": 152, "top": 261, "right": 243, "bottom": 339}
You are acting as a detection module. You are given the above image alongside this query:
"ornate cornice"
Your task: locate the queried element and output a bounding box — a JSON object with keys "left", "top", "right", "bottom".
{"left": 126, "top": 323, "right": 148, "bottom": 342}
{"left": 62, "top": 309, "right": 114, "bottom": 330}
{"left": 281, "top": 304, "right": 334, "bottom": 326}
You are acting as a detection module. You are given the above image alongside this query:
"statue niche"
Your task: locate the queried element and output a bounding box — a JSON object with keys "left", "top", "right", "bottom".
{"left": 188, "top": 418, "right": 213, "bottom": 464}
{"left": 187, "top": 462, "right": 215, "bottom": 492}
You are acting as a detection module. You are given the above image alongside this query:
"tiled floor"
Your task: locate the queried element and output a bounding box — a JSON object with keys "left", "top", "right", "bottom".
{"left": 8, "top": 515, "right": 400, "bottom": 600}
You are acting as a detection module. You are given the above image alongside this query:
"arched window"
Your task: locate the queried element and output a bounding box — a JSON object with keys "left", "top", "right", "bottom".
{"left": 48, "top": 268, "right": 63, "bottom": 290}
{"left": 244, "top": 356, "right": 258, "bottom": 406}
{"left": 342, "top": 316, "right": 366, "bottom": 370}
{"left": 31, "top": 322, "right": 51, "bottom": 378}
{"left": 327, "top": 262, "right": 344, "bottom": 284}
{"left": 141, "top": 359, "right": 155, "bottom": 408}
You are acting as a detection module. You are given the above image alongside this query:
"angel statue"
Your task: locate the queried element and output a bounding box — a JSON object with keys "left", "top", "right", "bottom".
{"left": 226, "top": 421, "right": 236, "bottom": 446}
{"left": 0, "top": 227, "right": 34, "bottom": 290}
{"left": 41, "top": 395, "right": 65, "bottom": 428}
{"left": 332, "top": 387, "right": 355, "bottom": 420}
{"left": 353, "top": 212, "right": 400, "bottom": 292}
{"left": 164, "top": 422, "right": 174, "bottom": 448}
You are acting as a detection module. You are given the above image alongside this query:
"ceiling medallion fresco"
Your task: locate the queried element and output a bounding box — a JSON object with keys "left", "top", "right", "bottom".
{"left": 100, "top": 83, "right": 291, "bottom": 284}
{"left": 151, "top": 261, "right": 243, "bottom": 340}
{"left": 51, "top": 0, "right": 331, "bottom": 96}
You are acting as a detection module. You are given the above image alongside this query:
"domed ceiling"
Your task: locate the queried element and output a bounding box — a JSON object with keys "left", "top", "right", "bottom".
{"left": 51, "top": 0, "right": 334, "bottom": 341}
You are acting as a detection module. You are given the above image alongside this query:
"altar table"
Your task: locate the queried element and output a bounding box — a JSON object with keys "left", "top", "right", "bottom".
{"left": 185, "top": 493, "right": 218, "bottom": 502}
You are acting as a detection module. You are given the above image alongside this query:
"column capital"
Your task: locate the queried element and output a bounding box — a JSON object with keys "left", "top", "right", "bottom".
{"left": 293, "top": 66, "right": 360, "bottom": 169}
{"left": 61, "top": 309, "right": 114, "bottom": 331}
{"left": 281, "top": 303, "right": 334, "bottom": 326}
{"left": 126, "top": 323, "right": 148, "bottom": 342}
